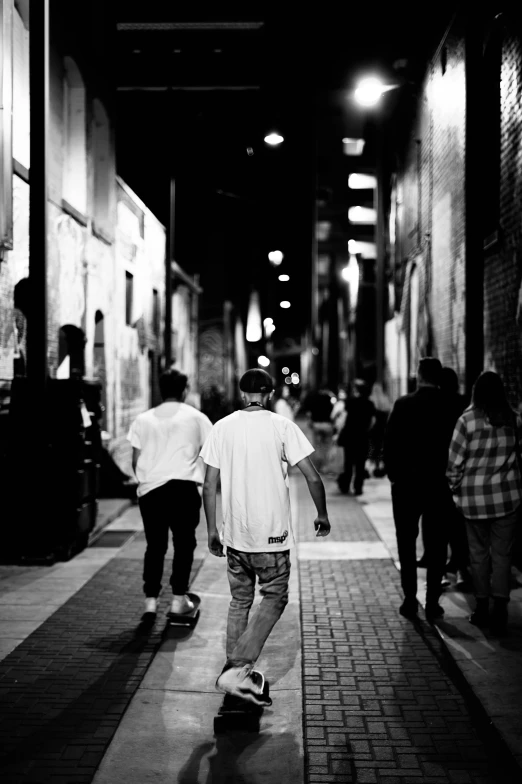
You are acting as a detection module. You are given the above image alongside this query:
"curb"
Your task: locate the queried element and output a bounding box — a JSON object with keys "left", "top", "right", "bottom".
{"left": 88, "top": 497, "right": 135, "bottom": 545}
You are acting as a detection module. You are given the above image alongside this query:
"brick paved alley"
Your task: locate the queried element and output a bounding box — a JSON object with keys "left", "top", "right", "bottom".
{"left": 0, "top": 473, "right": 520, "bottom": 783}
{"left": 295, "top": 473, "right": 520, "bottom": 784}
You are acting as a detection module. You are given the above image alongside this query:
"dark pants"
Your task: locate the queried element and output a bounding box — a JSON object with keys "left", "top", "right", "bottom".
{"left": 391, "top": 481, "right": 450, "bottom": 607}
{"left": 339, "top": 439, "right": 368, "bottom": 493}
{"left": 421, "top": 501, "right": 469, "bottom": 571}
{"left": 138, "top": 479, "right": 202, "bottom": 598}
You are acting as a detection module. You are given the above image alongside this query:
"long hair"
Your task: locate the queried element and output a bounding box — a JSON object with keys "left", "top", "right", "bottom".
{"left": 471, "top": 371, "right": 514, "bottom": 427}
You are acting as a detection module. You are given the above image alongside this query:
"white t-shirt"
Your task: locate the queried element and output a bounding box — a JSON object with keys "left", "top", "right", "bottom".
{"left": 200, "top": 410, "right": 314, "bottom": 552}
{"left": 127, "top": 402, "right": 213, "bottom": 497}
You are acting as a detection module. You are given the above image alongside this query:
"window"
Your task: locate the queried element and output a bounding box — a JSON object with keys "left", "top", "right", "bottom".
{"left": 12, "top": 4, "right": 29, "bottom": 171}
{"left": 62, "top": 57, "right": 87, "bottom": 215}
{"left": 125, "top": 271, "right": 134, "bottom": 326}
{"left": 57, "top": 325, "right": 86, "bottom": 379}
{"left": 152, "top": 288, "right": 160, "bottom": 337}
{"left": 93, "top": 99, "right": 114, "bottom": 237}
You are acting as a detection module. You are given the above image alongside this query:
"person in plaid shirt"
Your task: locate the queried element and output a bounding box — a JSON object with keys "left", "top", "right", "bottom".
{"left": 447, "top": 371, "right": 522, "bottom": 634}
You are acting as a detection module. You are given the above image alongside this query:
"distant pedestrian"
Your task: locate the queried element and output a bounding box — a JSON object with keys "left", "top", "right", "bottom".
{"left": 447, "top": 371, "right": 522, "bottom": 635}
{"left": 337, "top": 379, "right": 376, "bottom": 496}
{"left": 301, "top": 386, "right": 335, "bottom": 473}
{"left": 383, "top": 357, "right": 454, "bottom": 621}
{"left": 128, "top": 369, "right": 213, "bottom": 618}
{"left": 201, "top": 368, "right": 331, "bottom": 705}
{"left": 273, "top": 385, "right": 295, "bottom": 421}
{"left": 416, "top": 366, "right": 470, "bottom": 585}
{"left": 368, "top": 382, "right": 392, "bottom": 478}
{"left": 330, "top": 387, "right": 348, "bottom": 439}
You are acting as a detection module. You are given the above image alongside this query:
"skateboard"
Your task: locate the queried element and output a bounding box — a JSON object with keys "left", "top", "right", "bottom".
{"left": 166, "top": 593, "right": 201, "bottom": 628}
{"left": 213, "top": 673, "right": 270, "bottom": 734}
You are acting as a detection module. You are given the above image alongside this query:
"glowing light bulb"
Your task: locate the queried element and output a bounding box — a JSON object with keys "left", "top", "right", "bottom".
{"left": 354, "top": 77, "right": 385, "bottom": 107}
{"left": 264, "top": 132, "right": 284, "bottom": 146}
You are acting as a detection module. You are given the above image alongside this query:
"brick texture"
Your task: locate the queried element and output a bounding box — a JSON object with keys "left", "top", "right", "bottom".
{"left": 293, "top": 472, "right": 516, "bottom": 783}
{"left": 392, "top": 14, "right": 467, "bottom": 392}
{"left": 484, "top": 29, "right": 522, "bottom": 405}
{"left": 299, "top": 556, "right": 507, "bottom": 784}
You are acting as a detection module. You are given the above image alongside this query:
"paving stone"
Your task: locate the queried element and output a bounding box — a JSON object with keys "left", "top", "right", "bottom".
{"left": 296, "top": 476, "right": 515, "bottom": 784}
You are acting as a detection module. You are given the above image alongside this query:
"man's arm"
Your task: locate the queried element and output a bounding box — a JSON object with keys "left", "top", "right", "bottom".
{"left": 202, "top": 464, "right": 225, "bottom": 556}
{"left": 131, "top": 447, "right": 140, "bottom": 478}
{"left": 295, "top": 456, "right": 331, "bottom": 537}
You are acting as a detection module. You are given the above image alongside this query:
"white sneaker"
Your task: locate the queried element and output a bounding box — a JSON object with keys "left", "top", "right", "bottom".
{"left": 170, "top": 594, "right": 195, "bottom": 615}
{"left": 144, "top": 597, "right": 157, "bottom": 614}
{"left": 216, "top": 665, "right": 271, "bottom": 706}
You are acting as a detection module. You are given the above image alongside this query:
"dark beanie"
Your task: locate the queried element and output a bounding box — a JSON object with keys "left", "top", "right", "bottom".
{"left": 239, "top": 368, "right": 274, "bottom": 393}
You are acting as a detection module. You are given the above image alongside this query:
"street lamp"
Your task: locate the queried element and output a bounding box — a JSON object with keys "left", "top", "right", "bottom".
{"left": 353, "top": 77, "right": 396, "bottom": 108}
{"left": 268, "top": 250, "right": 283, "bottom": 266}
{"left": 341, "top": 253, "right": 360, "bottom": 312}
{"left": 264, "top": 132, "right": 284, "bottom": 146}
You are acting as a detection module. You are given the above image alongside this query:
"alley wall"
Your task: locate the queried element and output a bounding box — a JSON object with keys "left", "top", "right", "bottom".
{"left": 387, "top": 7, "right": 522, "bottom": 407}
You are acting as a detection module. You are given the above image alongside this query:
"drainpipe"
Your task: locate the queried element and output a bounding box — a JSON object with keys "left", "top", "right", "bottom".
{"left": 27, "top": 0, "right": 49, "bottom": 389}
{"left": 165, "top": 175, "right": 174, "bottom": 368}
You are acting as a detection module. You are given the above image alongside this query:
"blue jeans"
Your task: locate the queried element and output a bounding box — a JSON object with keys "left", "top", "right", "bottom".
{"left": 225, "top": 548, "right": 291, "bottom": 668}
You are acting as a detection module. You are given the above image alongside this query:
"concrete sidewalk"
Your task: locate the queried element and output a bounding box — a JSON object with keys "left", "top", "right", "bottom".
{"left": 362, "top": 475, "right": 522, "bottom": 774}
{"left": 93, "top": 536, "right": 304, "bottom": 783}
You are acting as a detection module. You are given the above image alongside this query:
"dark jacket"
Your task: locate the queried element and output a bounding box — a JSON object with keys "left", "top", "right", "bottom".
{"left": 383, "top": 385, "right": 455, "bottom": 486}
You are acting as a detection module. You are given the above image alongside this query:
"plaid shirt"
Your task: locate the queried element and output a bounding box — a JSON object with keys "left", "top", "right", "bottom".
{"left": 447, "top": 408, "right": 522, "bottom": 519}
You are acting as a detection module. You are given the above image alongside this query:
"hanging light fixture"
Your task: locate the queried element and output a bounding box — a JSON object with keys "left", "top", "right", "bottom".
{"left": 246, "top": 290, "right": 263, "bottom": 342}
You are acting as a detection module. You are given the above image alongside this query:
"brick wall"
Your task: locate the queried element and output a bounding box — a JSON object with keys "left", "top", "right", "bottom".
{"left": 391, "top": 11, "right": 522, "bottom": 407}
{"left": 390, "top": 16, "right": 467, "bottom": 396}
{"left": 484, "top": 29, "right": 522, "bottom": 406}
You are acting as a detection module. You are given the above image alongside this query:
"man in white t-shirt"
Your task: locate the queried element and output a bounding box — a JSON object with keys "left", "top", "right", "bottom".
{"left": 128, "top": 369, "right": 212, "bottom": 617}
{"left": 201, "top": 368, "right": 331, "bottom": 705}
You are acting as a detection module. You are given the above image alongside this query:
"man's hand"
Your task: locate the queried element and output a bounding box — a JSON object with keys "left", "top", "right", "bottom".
{"left": 314, "top": 515, "right": 331, "bottom": 537}
{"left": 208, "top": 531, "right": 225, "bottom": 557}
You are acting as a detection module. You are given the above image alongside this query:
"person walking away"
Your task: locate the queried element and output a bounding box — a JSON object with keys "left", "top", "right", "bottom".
{"left": 330, "top": 387, "right": 348, "bottom": 476}
{"left": 368, "top": 382, "right": 392, "bottom": 477}
{"left": 447, "top": 371, "right": 522, "bottom": 635}
{"left": 331, "top": 387, "right": 348, "bottom": 439}
{"left": 273, "top": 384, "right": 295, "bottom": 421}
{"left": 201, "top": 368, "right": 331, "bottom": 705}
{"left": 416, "top": 366, "right": 470, "bottom": 585}
{"left": 128, "top": 369, "right": 213, "bottom": 617}
{"left": 301, "top": 387, "right": 334, "bottom": 473}
{"left": 383, "top": 357, "right": 454, "bottom": 621}
{"left": 337, "top": 379, "right": 376, "bottom": 495}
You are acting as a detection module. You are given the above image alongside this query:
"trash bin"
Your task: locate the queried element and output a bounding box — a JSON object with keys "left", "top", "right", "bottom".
{"left": 2, "top": 377, "right": 102, "bottom": 564}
